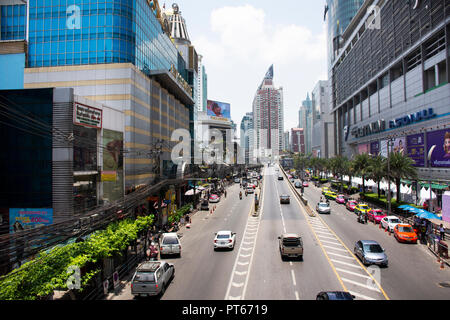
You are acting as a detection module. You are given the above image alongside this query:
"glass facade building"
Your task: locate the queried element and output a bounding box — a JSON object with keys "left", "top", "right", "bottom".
{"left": 3, "top": 0, "right": 187, "bottom": 79}
{"left": 326, "top": 0, "right": 364, "bottom": 68}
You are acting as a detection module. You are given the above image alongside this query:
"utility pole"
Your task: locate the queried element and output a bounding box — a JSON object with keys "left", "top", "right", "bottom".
{"left": 387, "top": 138, "right": 394, "bottom": 215}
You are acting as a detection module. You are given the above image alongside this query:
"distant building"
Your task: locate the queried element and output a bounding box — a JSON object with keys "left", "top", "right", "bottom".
{"left": 311, "top": 80, "right": 334, "bottom": 158}
{"left": 283, "top": 131, "right": 290, "bottom": 152}
{"left": 240, "top": 112, "right": 254, "bottom": 164}
{"left": 291, "top": 128, "right": 305, "bottom": 154}
{"left": 298, "top": 93, "right": 313, "bottom": 154}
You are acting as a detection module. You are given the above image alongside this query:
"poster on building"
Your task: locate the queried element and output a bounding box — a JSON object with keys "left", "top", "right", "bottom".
{"left": 370, "top": 141, "right": 380, "bottom": 156}
{"left": 393, "top": 137, "right": 406, "bottom": 155}
{"left": 74, "top": 103, "right": 102, "bottom": 129}
{"left": 9, "top": 208, "right": 53, "bottom": 234}
{"left": 102, "top": 129, "right": 124, "bottom": 202}
{"left": 427, "top": 129, "right": 450, "bottom": 168}
{"left": 358, "top": 143, "right": 369, "bottom": 154}
{"left": 207, "top": 100, "right": 231, "bottom": 119}
{"left": 406, "top": 133, "right": 425, "bottom": 167}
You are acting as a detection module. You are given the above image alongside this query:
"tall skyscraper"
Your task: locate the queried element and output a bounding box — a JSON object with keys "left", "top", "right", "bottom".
{"left": 298, "top": 93, "right": 313, "bottom": 154}
{"left": 240, "top": 112, "right": 254, "bottom": 164}
{"left": 291, "top": 128, "right": 305, "bottom": 154}
{"left": 197, "top": 55, "right": 208, "bottom": 113}
{"left": 252, "top": 65, "right": 284, "bottom": 162}
{"left": 311, "top": 80, "right": 334, "bottom": 158}
{"left": 283, "top": 131, "right": 290, "bottom": 152}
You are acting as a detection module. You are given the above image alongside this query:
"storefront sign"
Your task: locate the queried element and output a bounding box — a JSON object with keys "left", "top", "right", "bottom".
{"left": 351, "top": 120, "right": 386, "bottom": 139}
{"left": 9, "top": 208, "right": 53, "bottom": 234}
{"left": 427, "top": 129, "right": 450, "bottom": 168}
{"left": 406, "top": 133, "right": 425, "bottom": 167}
{"left": 389, "top": 108, "right": 436, "bottom": 129}
{"left": 74, "top": 103, "right": 102, "bottom": 129}
{"left": 101, "top": 171, "right": 117, "bottom": 182}
{"left": 370, "top": 141, "right": 380, "bottom": 156}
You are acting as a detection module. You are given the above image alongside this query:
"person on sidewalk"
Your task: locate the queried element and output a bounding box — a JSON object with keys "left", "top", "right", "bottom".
{"left": 440, "top": 224, "right": 446, "bottom": 241}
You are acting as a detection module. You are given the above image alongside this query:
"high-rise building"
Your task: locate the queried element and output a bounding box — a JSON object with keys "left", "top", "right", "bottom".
{"left": 1, "top": 0, "right": 195, "bottom": 201}
{"left": 331, "top": 0, "right": 450, "bottom": 187}
{"left": 311, "top": 80, "right": 334, "bottom": 158}
{"left": 253, "top": 65, "right": 284, "bottom": 162}
{"left": 283, "top": 131, "right": 290, "bottom": 152}
{"left": 240, "top": 112, "right": 254, "bottom": 164}
{"left": 197, "top": 55, "right": 208, "bottom": 113}
{"left": 291, "top": 128, "right": 305, "bottom": 154}
{"left": 298, "top": 93, "right": 313, "bottom": 154}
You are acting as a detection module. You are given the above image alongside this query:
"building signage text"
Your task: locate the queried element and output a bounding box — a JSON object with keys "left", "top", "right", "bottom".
{"left": 74, "top": 103, "right": 103, "bottom": 129}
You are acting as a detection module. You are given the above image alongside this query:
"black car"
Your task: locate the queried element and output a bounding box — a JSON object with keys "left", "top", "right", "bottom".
{"left": 200, "top": 200, "right": 209, "bottom": 211}
{"left": 316, "top": 291, "right": 355, "bottom": 300}
{"left": 278, "top": 175, "right": 284, "bottom": 180}
{"left": 294, "top": 181, "right": 302, "bottom": 188}
{"left": 280, "top": 195, "right": 290, "bottom": 204}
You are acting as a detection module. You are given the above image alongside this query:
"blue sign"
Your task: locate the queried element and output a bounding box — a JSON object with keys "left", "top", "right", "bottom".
{"left": 9, "top": 208, "right": 53, "bottom": 234}
{"left": 389, "top": 108, "right": 436, "bottom": 129}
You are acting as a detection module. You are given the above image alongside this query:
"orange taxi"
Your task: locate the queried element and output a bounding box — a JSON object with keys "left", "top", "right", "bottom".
{"left": 394, "top": 224, "right": 418, "bottom": 244}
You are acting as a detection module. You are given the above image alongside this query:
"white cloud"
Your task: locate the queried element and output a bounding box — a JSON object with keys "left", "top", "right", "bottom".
{"left": 192, "top": 4, "right": 327, "bottom": 133}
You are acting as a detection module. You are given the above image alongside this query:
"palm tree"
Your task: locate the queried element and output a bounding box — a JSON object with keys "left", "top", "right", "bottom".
{"left": 368, "top": 155, "right": 386, "bottom": 198}
{"left": 353, "top": 153, "right": 371, "bottom": 192}
{"left": 329, "top": 156, "right": 348, "bottom": 193}
{"left": 345, "top": 158, "right": 356, "bottom": 194}
{"left": 294, "top": 153, "right": 310, "bottom": 180}
{"left": 386, "top": 152, "right": 417, "bottom": 202}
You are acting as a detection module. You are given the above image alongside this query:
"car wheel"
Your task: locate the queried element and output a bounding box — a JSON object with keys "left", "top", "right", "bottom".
{"left": 362, "top": 257, "right": 367, "bottom": 266}
{"left": 161, "top": 283, "right": 166, "bottom": 296}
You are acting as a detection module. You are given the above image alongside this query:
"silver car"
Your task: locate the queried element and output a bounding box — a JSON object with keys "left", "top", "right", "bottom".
{"left": 316, "top": 202, "right": 331, "bottom": 214}
{"left": 131, "top": 261, "right": 174, "bottom": 298}
{"left": 159, "top": 233, "right": 181, "bottom": 258}
{"left": 354, "top": 240, "right": 388, "bottom": 267}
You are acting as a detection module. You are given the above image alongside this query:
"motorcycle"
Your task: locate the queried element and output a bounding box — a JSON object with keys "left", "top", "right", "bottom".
{"left": 357, "top": 214, "right": 366, "bottom": 224}
{"left": 147, "top": 241, "right": 159, "bottom": 260}
{"left": 239, "top": 192, "right": 242, "bottom": 200}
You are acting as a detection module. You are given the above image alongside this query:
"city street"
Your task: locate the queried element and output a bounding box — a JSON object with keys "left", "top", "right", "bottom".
{"left": 108, "top": 165, "right": 450, "bottom": 300}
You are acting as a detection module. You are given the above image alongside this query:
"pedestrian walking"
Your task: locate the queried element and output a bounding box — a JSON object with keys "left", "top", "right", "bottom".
{"left": 224, "top": 190, "right": 227, "bottom": 198}
{"left": 440, "top": 224, "right": 446, "bottom": 241}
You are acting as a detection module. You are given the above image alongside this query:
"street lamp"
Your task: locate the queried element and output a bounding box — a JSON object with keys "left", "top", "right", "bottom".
{"left": 387, "top": 138, "right": 394, "bottom": 215}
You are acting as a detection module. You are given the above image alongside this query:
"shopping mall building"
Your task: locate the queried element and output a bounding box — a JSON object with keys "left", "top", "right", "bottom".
{"left": 0, "top": 0, "right": 197, "bottom": 223}
{"left": 331, "top": 0, "right": 450, "bottom": 188}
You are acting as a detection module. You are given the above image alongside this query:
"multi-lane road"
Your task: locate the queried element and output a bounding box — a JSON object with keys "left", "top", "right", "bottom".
{"left": 109, "top": 164, "right": 450, "bottom": 300}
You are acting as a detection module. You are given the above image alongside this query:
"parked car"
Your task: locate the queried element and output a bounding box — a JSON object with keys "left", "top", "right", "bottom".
{"left": 234, "top": 178, "right": 240, "bottom": 183}
{"left": 278, "top": 175, "right": 284, "bottom": 180}
{"left": 200, "top": 200, "right": 209, "bottom": 211}
{"left": 346, "top": 200, "right": 358, "bottom": 211}
{"left": 394, "top": 224, "right": 418, "bottom": 243}
{"left": 246, "top": 187, "right": 255, "bottom": 194}
{"left": 324, "top": 191, "right": 337, "bottom": 200}
{"left": 335, "top": 194, "right": 346, "bottom": 204}
{"left": 294, "top": 181, "right": 302, "bottom": 188}
{"left": 209, "top": 194, "right": 220, "bottom": 203}
{"left": 354, "top": 240, "right": 388, "bottom": 267}
{"left": 214, "top": 230, "right": 236, "bottom": 250}
{"left": 367, "top": 209, "right": 386, "bottom": 224}
{"left": 278, "top": 233, "right": 303, "bottom": 260}
{"left": 316, "top": 202, "right": 331, "bottom": 214}
{"left": 280, "top": 194, "right": 290, "bottom": 204}
{"left": 131, "top": 261, "right": 174, "bottom": 298}
{"left": 354, "top": 203, "right": 371, "bottom": 215}
{"left": 302, "top": 181, "right": 309, "bottom": 187}
{"left": 159, "top": 233, "right": 181, "bottom": 258}
{"left": 322, "top": 187, "right": 330, "bottom": 195}
{"left": 316, "top": 291, "right": 355, "bottom": 300}
{"left": 380, "top": 216, "right": 402, "bottom": 232}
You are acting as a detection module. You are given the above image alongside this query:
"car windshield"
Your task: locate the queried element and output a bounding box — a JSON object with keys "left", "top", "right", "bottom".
{"left": 134, "top": 272, "right": 155, "bottom": 282}
{"left": 319, "top": 203, "right": 329, "bottom": 207}
{"left": 283, "top": 238, "right": 302, "bottom": 247}
{"left": 359, "top": 205, "right": 368, "bottom": 208}
{"left": 217, "top": 234, "right": 230, "bottom": 239}
{"left": 363, "top": 244, "right": 383, "bottom": 253}
{"left": 374, "top": 211, "right": 384, "bottom": 216}
{"left": 389, "top": 218, "right": 400, "bottom": 223}
{"left": 399, "top": 226, "right": 414, "bottom": 233}
{"left": 162, "top": 237, "right": 178, "bottom": 245}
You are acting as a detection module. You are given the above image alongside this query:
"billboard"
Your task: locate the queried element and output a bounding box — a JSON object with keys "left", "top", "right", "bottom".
{"left": 406, "top": 133, "right": 425, "bottom": 167}
{"left": 427, "top": 129, "right": 450, "bottom": 168}
{"left": 9, "top": 208, "right": 53, "bottom": 234}
{"left": 392, "top": 137, "right": 406, "bottom": 155}
{"left": 370, "top": 141, "right": 380, "bottom": 156}
{"left": 207, "top": 100, "right": 231, "bottom": 119}
{"left": 357, "top": 143, "right": 369, "bottom": 154}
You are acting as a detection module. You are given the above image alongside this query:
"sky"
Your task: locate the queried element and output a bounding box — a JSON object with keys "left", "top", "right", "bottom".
{"left": 166, "top": 0, "right": 328, "bottom": 136}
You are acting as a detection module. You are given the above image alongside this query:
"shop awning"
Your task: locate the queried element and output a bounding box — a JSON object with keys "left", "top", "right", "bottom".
{"left": 419, "top": 182, "right": 449, "bottom": 190}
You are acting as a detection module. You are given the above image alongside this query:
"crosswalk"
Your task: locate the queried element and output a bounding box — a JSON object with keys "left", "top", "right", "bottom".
{"left": 306, "top": 216, "right": 389, "bottom": 300}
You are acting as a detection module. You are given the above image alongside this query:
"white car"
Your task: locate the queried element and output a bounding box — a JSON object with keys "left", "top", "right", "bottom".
{"left": 159, "top": 233, "right": 181, "bottom": 258}
{"left": 380, "top": 216, "right": 402, "bottom": 232}
{"left": 214, "top": 231, "right": 236, "bottom": 250}
{"left": 246, "top": 187, "right": 255, "bottom": 194}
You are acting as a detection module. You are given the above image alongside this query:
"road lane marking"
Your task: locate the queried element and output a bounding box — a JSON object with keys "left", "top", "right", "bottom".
{"left": 295, "top": 291, "right": 300, "bottom": 300}
{"left": 232, "top": 282, "right": 244, "bottom": 288}
{"left": 318, "top": 234, "right": 341, "bottom": 241}
{"left": 327, "top": 252, "right": 356, "bottom": 260}
{"left": 335, "top": 268, "right": 371, "bottom": 279}
{"left": 320, "top": 239, "right": 343, "bottom": 246}
{"left": 235, "top": 271, "right": 248, "bottom": 276}
{"left": 341, "top": 278, "right": 381, "bottom": 292}
{"left": 322, "top": 245, "right": 349, "bottom": 252}
{"left": 349, "top": 291, "right": 377, "bottom": 301}
{"left": 330, "top": 259, "right": 364, "bottom": 269}
{"left": 291, "top": 270, "right": 297, "bottom": 286}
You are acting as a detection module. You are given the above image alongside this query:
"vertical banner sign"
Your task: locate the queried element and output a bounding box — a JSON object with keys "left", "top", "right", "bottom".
{"left": 392, "top": 137, "right": 406, "bottom": 155}
{"left": 406, "top": 133, "right": 425, "bottom": 167}
{"left": 370, "top": 141, "right": 380, "bottom": 156}
{"left": 427, "top": 129, "right": 450, "bottom": 168}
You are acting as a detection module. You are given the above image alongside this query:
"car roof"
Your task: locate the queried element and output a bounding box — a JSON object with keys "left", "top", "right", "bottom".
{"left": 397, "top": 224, "right": 412, "bottom": 228}
{"left": 322, "top": 291, "right": 354, "bottom": 300}
{"left": 282, "top": 233, "right": 300, "bottom": 238}
{"left": 162, "top": 232, "right": 178, "bottom": 237}
{"left": 217, "top": 230, "right": 232, "bottom": 235}
{"left": 360, "top": 240, "right": 380, "bottom": 245}
{"left": 386, "top": 215, "right": 400, "bottom": 219}
{"left": 137, "top": 261, "right": 162, "bottom": 272}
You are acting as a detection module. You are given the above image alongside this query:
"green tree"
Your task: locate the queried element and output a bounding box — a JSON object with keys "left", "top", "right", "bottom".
{"left": 353, "top": 153, "right": 371, "bottom": 192}
{"left": 386, "top": 152, "right": 417, "bottom": 202}
{"left": 368, "top": 155, "right": 386, "bottom": 198}
{"left": 329, "top": 156, "right": 348, "bottom": 193}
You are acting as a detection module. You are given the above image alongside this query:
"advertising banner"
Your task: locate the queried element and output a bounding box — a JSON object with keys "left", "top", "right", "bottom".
{"left": 357, "top": 143, "right": 369, "bottom": 154}
{"left": 370, "top": 141, "right": 380, "bottom": 156}
{"left": 74, "top": 103, "right": 102, "bottom": 129}
{"left": 207, "top": 100, "right": 231, "bottom": 119}
{"left": 102, "top": 129, "right": 124, "bottom": 202}
{"left": 406, "top": 133, "right": 425, "bottom": 167}
{"left": 393, "top": 136, "right": 406, "bottom": 155}
{"left": 9, "top": 208, "right": 53, "bottom": 234}
{"left": 427, "top": 129, "right": 450, "bottom": 168}
{"left": 380, "top": 139, "right": 388, "bottom": 158}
